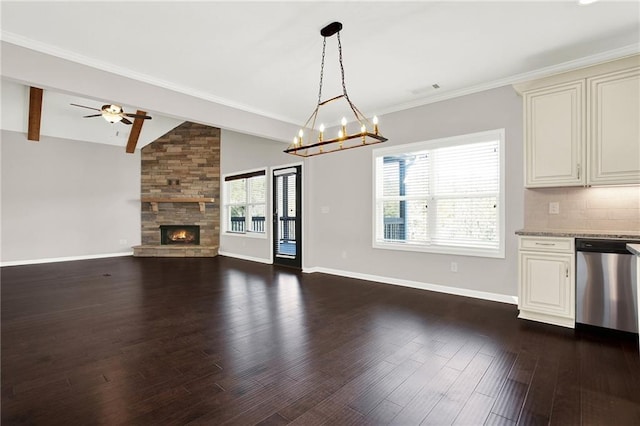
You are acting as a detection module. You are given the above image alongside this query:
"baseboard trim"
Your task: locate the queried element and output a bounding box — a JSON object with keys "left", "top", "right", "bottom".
{"left": 1, "top": 251, "right": 134, "bottom": 267}
{"left": 303, "top": 266, "right": 518, "bottom": 305}
{"left": 218, "top": 251, "right": 272, "bottom": 265}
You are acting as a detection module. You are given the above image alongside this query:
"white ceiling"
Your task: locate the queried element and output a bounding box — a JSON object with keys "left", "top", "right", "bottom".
{"left": 1, "top": 1, "right": 639, "bottom": 144}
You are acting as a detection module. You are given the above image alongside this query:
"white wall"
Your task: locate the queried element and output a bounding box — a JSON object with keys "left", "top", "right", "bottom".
{"left": 219, "top": 129, "right": 296, "bottom": 263}
{"left": 305, "top": 85, "right": 524, "bottom": 299}
{"left": 1, "top": 130, "right": 141, "bottom": 264}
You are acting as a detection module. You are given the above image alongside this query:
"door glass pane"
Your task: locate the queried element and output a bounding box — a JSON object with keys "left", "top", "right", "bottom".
{"left": 276, "top": 173, "right": 297, "bottom": 257}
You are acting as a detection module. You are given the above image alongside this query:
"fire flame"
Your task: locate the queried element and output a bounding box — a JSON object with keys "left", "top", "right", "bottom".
{"left": 173, "top": 230, "right": 188, "bottom": 240}
{"left": 169, "top": 230, "right": 195, "bottom": 242}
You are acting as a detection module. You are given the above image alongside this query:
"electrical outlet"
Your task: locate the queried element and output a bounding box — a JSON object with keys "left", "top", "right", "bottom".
{"left": 549, "top": 202, "right": 560, "bottom": 215}
{"left": 341, "top": 251, "right": 347, "bottom": 259}
{"left": 450, "top": 262, "right": 458, "bottom": 273}
{"left": 119, "top": 239, "right": 128, "bottom": 245}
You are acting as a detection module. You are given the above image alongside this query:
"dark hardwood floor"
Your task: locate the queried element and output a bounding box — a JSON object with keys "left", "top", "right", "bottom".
{"left": 2, "top": 256, "right": 639, "bottom": 425}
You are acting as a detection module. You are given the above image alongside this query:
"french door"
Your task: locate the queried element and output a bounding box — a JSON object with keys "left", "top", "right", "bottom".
{"left": 273, "top": 166, "right": 302, "bottom": 268}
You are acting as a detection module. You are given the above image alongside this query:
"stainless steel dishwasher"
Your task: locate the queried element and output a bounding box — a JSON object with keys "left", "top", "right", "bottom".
{"left": 576, "top": 238, "right": 638, "bottom": 333}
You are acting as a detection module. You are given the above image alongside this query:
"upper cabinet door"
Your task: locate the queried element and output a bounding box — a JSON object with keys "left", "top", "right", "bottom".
{"left": 588, "top": 67, "right": 640, "bottom": 185}
{"left": 524, "top": 81, "right": 585, "bottom": 188}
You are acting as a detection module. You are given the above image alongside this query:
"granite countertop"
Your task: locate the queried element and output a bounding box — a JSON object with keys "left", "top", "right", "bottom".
{"left": 628, "top": 244, "right": 640, "bottom": 256}
{"left": 516, "top": 229, "right": 640, "bottom": 240}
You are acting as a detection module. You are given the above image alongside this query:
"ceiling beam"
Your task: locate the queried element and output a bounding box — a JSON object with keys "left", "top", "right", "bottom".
{"left": 28, "top": 86, "right": 43, "bottom": 141}
{"left": 126, "top": 110, "right": 146, "bottom": 153}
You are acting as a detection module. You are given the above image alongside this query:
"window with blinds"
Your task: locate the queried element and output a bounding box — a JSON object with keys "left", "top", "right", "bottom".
{"left": 223, "top": 169, "right": 267, "bottom": 235}
{"left": 373, "top": 129, "right": 505, "bottom": 258}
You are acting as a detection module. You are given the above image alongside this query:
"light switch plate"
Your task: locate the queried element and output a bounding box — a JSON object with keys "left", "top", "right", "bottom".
{"left": 549, "top": 202, "right": 560, "bottom": 215}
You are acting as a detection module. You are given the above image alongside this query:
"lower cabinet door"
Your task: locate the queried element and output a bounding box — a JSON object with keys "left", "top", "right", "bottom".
{"left": 519, "top": 252, "right": 574, "bottom": 322}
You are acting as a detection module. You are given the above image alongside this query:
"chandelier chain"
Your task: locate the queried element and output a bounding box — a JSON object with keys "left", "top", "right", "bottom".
{"left": 337, "top": 32, "right": 347, "bottom": 99}
{"left": 317, "top": 37, "right": 327, "bottom": 107}
{"left": 337, "top": 32, "right": 362, "bottom": 123}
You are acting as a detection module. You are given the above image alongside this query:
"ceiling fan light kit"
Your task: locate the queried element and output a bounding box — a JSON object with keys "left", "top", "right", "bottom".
{"left": 102, "top": 104, "right": 124, "bottom": 123}
{"left": 284, "top": 21, "right": 387, "bottom": 158}
{"left": 71, "top": 103, "right": 152, "bottom": 125}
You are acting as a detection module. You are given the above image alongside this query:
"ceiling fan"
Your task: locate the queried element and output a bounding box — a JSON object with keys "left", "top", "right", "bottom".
{"left": 71, "top": 103, "right": 152, "bottom": 125}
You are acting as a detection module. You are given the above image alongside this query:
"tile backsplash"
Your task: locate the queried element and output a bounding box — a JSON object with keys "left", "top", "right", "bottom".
{"left": 525, "top": 186, "right": 640, "bottom": 231}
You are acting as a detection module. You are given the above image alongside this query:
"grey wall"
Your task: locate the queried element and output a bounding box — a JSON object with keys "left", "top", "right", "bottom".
{"left": 219, "top": 129, "right": 297, "bottom": 262}
{"left": 305, "top": 85, "right": 524, "bottom": 298}
{"left": 220, "top": 85, "right": 523, "bottom": 298}
{"left": 2, "top": 84, "right": 523, "bottom": 300}
{"left": 1, "top": 130, "right": 141, "bottom": 263}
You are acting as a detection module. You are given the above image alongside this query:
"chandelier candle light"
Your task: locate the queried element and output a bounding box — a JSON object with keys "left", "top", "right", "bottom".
{"left": 284, "top": 21, "right": 387, "bottom": 157}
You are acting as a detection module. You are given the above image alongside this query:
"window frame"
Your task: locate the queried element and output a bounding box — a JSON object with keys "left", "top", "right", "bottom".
{"left": 372, "top": 129, "right": 505, "bottom": 258}
{"left": 222, "top": 168, "right": 268, "bottom": 239}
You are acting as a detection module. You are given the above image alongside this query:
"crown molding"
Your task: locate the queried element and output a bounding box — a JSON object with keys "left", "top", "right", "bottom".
{"left": 375, "top": 43, "right": 640, "bottom": 118}
{"left": 0, "top": 30, "right": 299, "bottom": 125}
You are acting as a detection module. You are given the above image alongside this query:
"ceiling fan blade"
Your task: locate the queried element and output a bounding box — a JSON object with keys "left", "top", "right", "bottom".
{"left": 71, "top": 103, "right": 101, "bottom": 111}
{"left": 124, "top": 113, "right": 152, "bottom": 120}
{"left": 120, "top": 117, "right": 133, "bottom": 125}
{"left": 83, "top": 114, "right": 103, "bottom": 118}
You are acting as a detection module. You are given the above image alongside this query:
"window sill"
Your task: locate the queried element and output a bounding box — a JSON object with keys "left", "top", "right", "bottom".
{"left": 373, "top": 241, "right": 504, "bottom": 259}
{"left": 224, "top": 231, "right": 268, "bottom": 240}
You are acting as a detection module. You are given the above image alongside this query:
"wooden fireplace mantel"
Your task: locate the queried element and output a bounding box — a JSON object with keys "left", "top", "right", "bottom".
{"left": 141, "top": 197, "right": 215, "bottom": 213}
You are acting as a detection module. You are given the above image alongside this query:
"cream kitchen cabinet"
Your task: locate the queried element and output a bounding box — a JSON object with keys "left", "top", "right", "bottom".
{"left": 518, "top": 236, "right": 575, "bottom": 328}
{"left": 515, "top": 55, "right": 640, "bottom": 188}
{"left": 587, "top": 67, "right": 640, "bottom": 185}
{"left": 523, "top": 80, "right": 584, "bottom": 187}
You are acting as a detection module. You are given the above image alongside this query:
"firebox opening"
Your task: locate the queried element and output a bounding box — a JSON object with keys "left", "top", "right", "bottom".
{"left": 160, "top": 225, "right": 200, "bottom": 245}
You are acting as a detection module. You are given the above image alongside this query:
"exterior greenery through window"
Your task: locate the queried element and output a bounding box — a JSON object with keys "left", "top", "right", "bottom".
{"left": 224, "top": 170, "right": 266, "bottom": 234}
{"left": 373, "top": 129, "right": 505, "bottom": 258}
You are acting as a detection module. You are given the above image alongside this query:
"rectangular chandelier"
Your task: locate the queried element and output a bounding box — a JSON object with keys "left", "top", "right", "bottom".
{"left": 284, "top": 21, "right": 388, "bottom": 158}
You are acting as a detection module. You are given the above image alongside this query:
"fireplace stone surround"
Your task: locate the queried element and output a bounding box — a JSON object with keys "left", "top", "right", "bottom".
{"left": 132, "top": 122, "right": 220, "bottom": 258}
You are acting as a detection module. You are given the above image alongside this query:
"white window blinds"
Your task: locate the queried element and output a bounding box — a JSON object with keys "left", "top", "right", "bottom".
{"left": 373, "top": 129, "right": 505, "bottom": 258}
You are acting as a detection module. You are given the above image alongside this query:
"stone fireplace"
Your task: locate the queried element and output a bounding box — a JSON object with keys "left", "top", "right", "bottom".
{"left": 133, "top": 122, "right": 220, "bottom": 257}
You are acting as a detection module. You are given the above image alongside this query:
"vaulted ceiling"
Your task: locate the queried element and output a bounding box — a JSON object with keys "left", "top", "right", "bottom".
{"left": 1, "top": 1, "right": 639, "bottom": 146}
